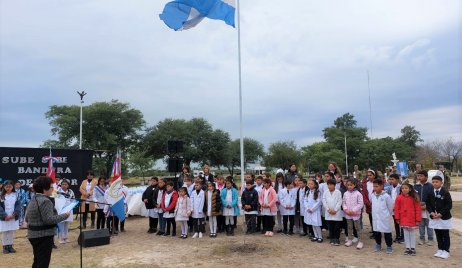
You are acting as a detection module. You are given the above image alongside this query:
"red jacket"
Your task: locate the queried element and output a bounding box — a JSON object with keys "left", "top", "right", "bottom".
{"left": 161, "top": 190, "right": 179, "bottom": 213}
{"left": 393, "top": 193, "right": 422, "bottom": 227}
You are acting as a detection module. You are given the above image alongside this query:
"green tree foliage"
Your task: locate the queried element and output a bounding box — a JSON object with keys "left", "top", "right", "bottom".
{"left": 301, "top": 142, "right": 344, "bottom": 173}
{"left": 127, "top": 150, "right": 155, "bottom": 179}
{"left": 358, "top": 137, "right": 414, "bottom": 171}
{"left": 323, "top": 113, "right": 368, "bottom": 172}
{"left": 143, "top": 118, "right": 230, "bottom": 167}
{"left": 225, "top": 138, "right": 265, "bottom": 175}
{"left": 264, "top": 141, "right": 300, "bottom": 169}
{"left": 43, "top": 100, "right": 145, "bottom": 176}
{"left": 399, "top": 125, "right": 423, "bottom": 147}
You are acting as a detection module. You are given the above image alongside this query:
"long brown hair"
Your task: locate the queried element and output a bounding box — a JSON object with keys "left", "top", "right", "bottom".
{"left": 306, "top": 179, "right": 319, "bottom": 200}
{"left": 401, "top": 182, "right": 419, "bottom": 203}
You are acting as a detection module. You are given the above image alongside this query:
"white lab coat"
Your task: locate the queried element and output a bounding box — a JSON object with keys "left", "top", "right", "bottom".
{"left": 190, "top": 189, "right": 205, "bottom": 219}
{"left": 278, "top": 189, "right": 296, "bottom": 216}
{"left": 322, "top": 189, "right": 343, "bottom": 221}
{"left": 371, "top": 191, "right": 393, "bottom": 233}
{"left": 299, "top": 187, "right": 307, "bottom": 217}
{"left": 303, "top": 190, "right": 322, "bottom": 227}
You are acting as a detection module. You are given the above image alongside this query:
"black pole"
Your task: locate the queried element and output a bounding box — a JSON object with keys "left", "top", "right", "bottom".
{"left": 79, "top": 202, "right": 83, "bottom": 268}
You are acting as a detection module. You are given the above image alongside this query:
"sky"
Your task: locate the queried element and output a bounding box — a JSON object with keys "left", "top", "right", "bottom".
{"left": 1, "top": 0, "right": 461, "bottom": 151}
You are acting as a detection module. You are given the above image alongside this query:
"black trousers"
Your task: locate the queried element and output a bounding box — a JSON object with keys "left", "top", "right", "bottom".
{"left": 107, "top": 215, "right": 120, "bottom": 232}
{"left": 120, "top": 220, "right": 125, "bottom": 231}
{"left": 82, "top": 204, "right": 95, "bottom": 227}
{"left": 245, "top": 214, "right": 257, "bottom": 232}
{"left": 374, "top": 232, "right": 393, "bottom": 247}
{"left": 29, "top": 235, "right": 53, "bottom": 268}
{"left": 166, "top": 218, "right": 176, "bottom": 234}
{"left": 327, "top": 220, "right": 341, "bottom": 240}
{"left": 392, "top": 216, "right": 403, "bottom": 239}
{"left": 217, "top": 215, "right": 225, "bottom": 231}
{"left": 435, "top": 229, "right": 450, "bottom": 252}
{"left": 368, "top": 213, "right": 373, "bottom": 231}
{"left": 282, "top": 215, "right": 294, "bottom": 233}
{"left": 262, "top": 215, "right": 274, "bottom": 232}
{"left": 149, "top": 217, "right": 159, "bottom": 230}
{"left": 96, "top": 209, "right": 106, "bottom": 229}
{"left": 192, "top": 218, "right": 205, "bottom": 233}
{"left": 256, "top": 215, "right": 262, "bottom": 230}
{"left": 321, "top": 216, "right": 328, "bottom": 230}
{"left": 300, "top": 216, "right": 308, "bottom": 234}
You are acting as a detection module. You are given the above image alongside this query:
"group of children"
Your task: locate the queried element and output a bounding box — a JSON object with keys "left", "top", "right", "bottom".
{"left": 140, "top": 168, "right": 453, "bottom": 259}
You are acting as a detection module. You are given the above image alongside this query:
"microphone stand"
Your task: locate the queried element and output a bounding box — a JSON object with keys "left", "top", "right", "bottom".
{"left": 56, "top": 194, "right": 111, "bottom": 268}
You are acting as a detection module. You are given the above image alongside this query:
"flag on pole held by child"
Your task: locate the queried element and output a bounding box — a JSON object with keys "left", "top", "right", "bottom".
{"left": 159, "top": 0, "right": 236, "bottom": 31}
{"left": 106, "top": 150, "right": 126, "bottom": 221}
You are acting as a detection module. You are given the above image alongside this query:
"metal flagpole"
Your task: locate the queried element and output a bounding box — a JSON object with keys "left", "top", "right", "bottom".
{"left": 237, "top": 0, "right": 245, "bottom": 186}
{"left": 77, "top": 91, "right": 86, "bottom": 149}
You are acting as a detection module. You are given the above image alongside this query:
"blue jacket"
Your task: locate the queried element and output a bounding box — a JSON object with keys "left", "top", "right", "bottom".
{"left": 414, "top": 182, "right": 433, "bottom": 203}
{"left": 220, "top": 187, "right": 239, "bottom": 216}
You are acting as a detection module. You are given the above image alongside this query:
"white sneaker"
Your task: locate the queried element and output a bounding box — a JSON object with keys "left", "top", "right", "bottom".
{"left": 192, "top": 232, "right": 199, "bottom": 238}
{"left": 352, "top": 237, "right": 359, "bottom": 243}
{"left": 434, "top": 250, "right": 443, "bottom": 257}
{"left": 199, "top": 232, "right": 203, "bottom": 238}
{"left": 439, "top": 251, "right": 450, "bottom": 259}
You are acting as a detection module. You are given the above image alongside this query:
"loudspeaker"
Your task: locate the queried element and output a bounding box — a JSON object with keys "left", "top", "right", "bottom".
{"left": 78, "top": 229, "right": 110, "bottom": 248}
{"left": 167, "top": 140, "right": 184, "bottom": 154}
{"left": 168, "top": 158, "right": 183, "bottom": 173}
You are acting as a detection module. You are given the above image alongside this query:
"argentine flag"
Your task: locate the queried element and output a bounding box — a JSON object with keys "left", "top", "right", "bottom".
{"left": 159, "top": 0, "right": 236, "bottom": 31}
{"left": 106, "top": 151, "right": 126, "bottom": 221}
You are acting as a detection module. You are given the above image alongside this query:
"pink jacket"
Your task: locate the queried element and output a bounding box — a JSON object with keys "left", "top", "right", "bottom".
{"left": 259, "top": 186, "right": 278, "bottom": 213}
{"left": 342, "top": 189, "right": 364, "bottom": 220}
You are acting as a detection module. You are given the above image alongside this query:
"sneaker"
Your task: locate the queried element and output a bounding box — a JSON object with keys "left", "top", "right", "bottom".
{"left": 345, "top": 240, "right": 353, "bottom": 247}
{"left": 410, "top": 249, "right": 416, "bottom": 256}
{"left": 426, "top": 240, "right": 433, "bottom": 246}
{"left": 264, "top": 231, "right": 269, "bottom": 236}
{"left": 397, "top": 238, "right": 404, "bottom": 244}
{"left": 317, "top": 238, "right": 323, "bottom": 243}
{"left": 268, "top": 232, "right": 274, "bottom": 237}
{"left": 162, "top": 232, "right": 170, "bottom": 236}
{"left": 439, "top": 251, "right": 450, "bottom": 259}
{"left": 434, "top": 250, "right": 443, "bottom": 257}
{"left": 404, "top": 249, "right": 410, "bottom": 255}
{"left": 374, "top": 244, "right": 382, "bottom": 252}
{"left": 418, "top": 240, "right": 425, "bottom": 245}
{"left": 192, "top": 232, "right": 199, "bottom": 238}
{"left": 59, "top": 240, "right": 66, "bottom": 244}
{"left": 311, "top": 237, "right": 318, "bottom": 242}
{"left": 288, "top": 231, "right": 294, "bottom": 236}
{"left": 330, "top": 239, "right": 334, "bottom": 245}
{"left": 300, "top": 232, "right": 307, "bottom": 237}
{"left": 277, "top": 229, "right": 283, "bottom": 233}
{"left": 199, "top": 232, "right": 203, "bottom": 238}
{"left": 334, "top": 239, "right": 340, "bottom": 246}
{"left": 386, "top": 247, "right": 393, "bottom": 254}
{"left": 352, "top": 237, "right": 359, "bottom": 243}
{"left": 356, "top": 241, "right": 363, "bottom": 249}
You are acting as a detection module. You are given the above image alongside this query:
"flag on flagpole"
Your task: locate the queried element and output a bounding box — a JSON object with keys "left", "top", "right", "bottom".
{"left": 106, "top": 149, "right": 126, "bottom": 221}
{"left": 159, "top": 0, "right": 236, "bottom": 31}
{"left": 44, "top": 149, "right": 56, "bottom": 183}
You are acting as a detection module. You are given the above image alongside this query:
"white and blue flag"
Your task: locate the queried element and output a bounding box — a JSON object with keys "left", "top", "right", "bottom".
{"left": 159, "top": 0, "right": 236, "bottom": 31}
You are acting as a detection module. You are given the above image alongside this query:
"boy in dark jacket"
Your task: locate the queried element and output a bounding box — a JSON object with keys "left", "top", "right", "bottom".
{"left": 241, "top": 179, "right": 259, "bottom": 234}
{"left": 414, "top": 170, "right": 434, "bottom": 245}
{"left": 426, "top": 175, "right": 452, "bottom": 259}
{"left": 142, "top": 177, "right": 158, "bottom": 233}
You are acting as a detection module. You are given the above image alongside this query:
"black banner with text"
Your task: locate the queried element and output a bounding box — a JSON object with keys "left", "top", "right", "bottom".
{"left": 0, "top": 147, "right": 93, "bottom": 198}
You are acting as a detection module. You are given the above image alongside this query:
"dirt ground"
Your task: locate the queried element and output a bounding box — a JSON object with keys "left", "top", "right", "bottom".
{"left": 4, "top": 215, "right": 461, "bottom": 268}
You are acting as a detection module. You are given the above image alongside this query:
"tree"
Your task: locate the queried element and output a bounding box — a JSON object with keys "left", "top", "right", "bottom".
{"left": 399, "top": 125, "right": 423, "bottom": 148}
{"left": 225, "top": 138, "right": 265, "bottom": 176}
{"left": 264, "top": 141, "right": 300, "bottom": 170}
{"left": 415, "top": 142, "right": 440, "bottom": 169}
{"left": 323, "top": 113, "right": 368, "bottom": 172}
{"left": 43, "top": 100, "right": 145, "bottom": 176}
{"left": 435, "top": 137, "right": 462, "bottom": 171}
{"left": 143, "top": 118, "right": 231, "bottom": 167}
{"left": 301, "top": 142, "right": 344, "bottom": 173}
{"left": 127, "top": 150, "right": 155, "bottom": 180}
{"left": 358, "top": 137, "right": 414, "bottom": 171}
